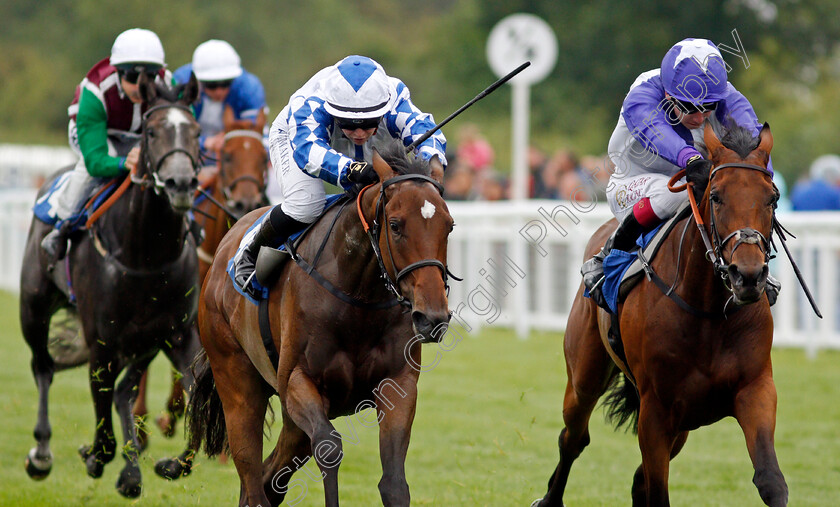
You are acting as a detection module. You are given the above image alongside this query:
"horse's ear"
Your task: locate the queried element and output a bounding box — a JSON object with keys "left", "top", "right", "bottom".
{"left": 757, "top": 122, "right": 773, "bottom": 155}
{"left": 429, "top": 155, "right": 444, "bottom": 184}
{"left": 372, "top": 148, "right": 397, "bottom": 182}
{"left": 703, "top": 121, "right": 723, "bottom": 159}
{"left": 222, "top": 105, "right": 236, "bottom": 131}
{"left": 182, "top": 72, "right": 200, "bottom": 105}
{"left": 138, "top": 72, "right": 157, "bottom": 104}
{"left": 254, "top": 108, "right": 267, "bottom": 133}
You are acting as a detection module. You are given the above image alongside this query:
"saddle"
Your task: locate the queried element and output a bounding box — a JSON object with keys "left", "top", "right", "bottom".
{"left": 33, "top": 172, "right": 124, "bottom": 231}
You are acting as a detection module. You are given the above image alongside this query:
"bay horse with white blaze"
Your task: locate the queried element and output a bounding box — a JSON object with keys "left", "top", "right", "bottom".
{"left": 534, "top": 123, "right": 787, "bottom": 506}
{"left": 19, "top": 73, "right": 202, "bottom": 497}
{"left": 189, "top": 142, "right": 453, "bottom": 506}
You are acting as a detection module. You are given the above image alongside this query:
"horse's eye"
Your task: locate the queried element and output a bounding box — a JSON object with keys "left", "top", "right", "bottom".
{"left": 147, "top": 129, "right": 157, "bottom": 139}
{"left": 389, "top": 220, "right": 400, "bottom": 234}
{"left": 709, "top": 193, "right": 721, "bottom": 204}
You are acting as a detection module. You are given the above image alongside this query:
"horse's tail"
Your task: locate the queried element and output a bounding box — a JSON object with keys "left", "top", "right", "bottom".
{"left": 186, "top": 350, "right": 228, "bottom": 456}
{"left": 602, "top": 372, "right": 640, "bottom": 434}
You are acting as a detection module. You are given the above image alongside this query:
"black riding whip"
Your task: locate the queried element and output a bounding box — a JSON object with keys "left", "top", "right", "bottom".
{"left": 773, "top": 218, "right": 822, "bottom": 318}
{"left": 405, "top": 61, "right": 531, "bottom": 154}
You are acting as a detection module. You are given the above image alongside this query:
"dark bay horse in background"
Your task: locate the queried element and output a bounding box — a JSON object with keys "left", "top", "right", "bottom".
{"left": 134, "top": 118, "right": 268, "bottom": 443}
{"left": 19, "top": 73, "right": 202, "bottom": 497}
{"left": 534, "top": 123, "right": 787, "bottom": 506}
{"left": 189, "top": 142, "right": 453, "bottom": 506}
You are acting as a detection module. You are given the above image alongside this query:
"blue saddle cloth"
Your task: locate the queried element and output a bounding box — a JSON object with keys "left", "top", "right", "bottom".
{"left": 33, "top": 173, "right": 121, "bottom": 230}
{"left": 226, "top": 194, "right": 345, "bottom": 305}
{"left": 586, "top": 223, "right": 664, "bottom": 314}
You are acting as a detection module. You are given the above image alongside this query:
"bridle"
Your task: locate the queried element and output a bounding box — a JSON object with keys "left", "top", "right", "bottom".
{"left": 356, "top": 174, "right": 460, "bottom": 307}
{"left": 134, "top": 103, "right": 200, "bottom": 192}
{"left": 671, "top": 161, "right": 775, "bottom": 291}
{"left": 219, "top": 129, "right": 266, "bottom": 206}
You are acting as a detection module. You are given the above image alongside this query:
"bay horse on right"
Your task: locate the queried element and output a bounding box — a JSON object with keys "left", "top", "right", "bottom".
{"left": 534, "top": 122, "right": 787, "bottom": 506}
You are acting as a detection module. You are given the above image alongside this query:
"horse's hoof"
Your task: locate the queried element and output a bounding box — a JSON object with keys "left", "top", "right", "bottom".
{"left": 24, "top": 448, "right": 52, "bottom": 480}
{"left": 155, "top": 413, "right": 177, "bottom": 438}
{"left": 78, "top": 444, "right": 105, "bottom": 479}
{"left": 154, "top": 457, "right": 192, "bottom": 480}
{"left": 116, "top": 467, "right": 142, "bottom": 498}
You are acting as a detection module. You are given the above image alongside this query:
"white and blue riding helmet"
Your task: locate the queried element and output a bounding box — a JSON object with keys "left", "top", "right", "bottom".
{"left": 660, "top": 38, "right": 728, "bottom": 106}
{"left": 323, "top": 55, "right": 391, "bottom": 125}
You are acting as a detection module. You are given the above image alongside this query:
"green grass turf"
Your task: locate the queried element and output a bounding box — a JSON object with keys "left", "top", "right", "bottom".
{"left": 2, "top": 289, "right": 839, "bottom": 505}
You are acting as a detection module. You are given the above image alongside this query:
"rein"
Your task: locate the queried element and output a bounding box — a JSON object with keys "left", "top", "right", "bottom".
{"left": 355, "top": 174, "right": 458, "bottom": 307}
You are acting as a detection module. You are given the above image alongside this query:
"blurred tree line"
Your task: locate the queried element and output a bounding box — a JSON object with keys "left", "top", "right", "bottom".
{"left": 2, "top": 0, "right": 839, "bottom": 181}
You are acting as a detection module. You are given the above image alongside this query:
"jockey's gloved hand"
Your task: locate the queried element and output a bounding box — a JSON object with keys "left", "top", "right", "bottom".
{"left": 685, "top": 155, "right": 713, "bottom": 189}
{"left": 346, "top": 161, "right": 378, "bottom": 185}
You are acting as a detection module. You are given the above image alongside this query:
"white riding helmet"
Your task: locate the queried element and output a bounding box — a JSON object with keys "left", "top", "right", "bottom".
{"left": 809, "top": 154, "right": 840, "bottom": 185}
{"left": 110, "top": 28, "right": 166, "bottom": 67}
{"left": 323, "top": 55, "right": 392, "bottom": 120}
{"left": 192, "top": 40, "right": 243, "bottom": 81}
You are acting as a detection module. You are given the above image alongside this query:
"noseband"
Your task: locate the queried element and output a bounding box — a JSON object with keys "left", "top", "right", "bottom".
{"left": 136, "top": 104, "right": 200, "bottom": 191}
{"left": 356, "top": 174, "right": 459, "bottom": 307}
{"left": 705, "top": 162, "right": 774, "bottom": 287}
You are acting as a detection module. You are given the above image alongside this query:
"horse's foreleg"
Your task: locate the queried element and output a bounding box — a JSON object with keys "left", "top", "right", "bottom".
{"left": 80, "top": 348, "right": 120, "bottom": 479}
{"left": 284, "top": 367, "right": 342, "bottom": 507}
{"left": 375, "top": 372, "right": 418, "bottom": 507}
{"left": 734, "top": 374, "right": 788, "bottom": 507}
{"left": 635, "top": 394, "right": 674, "bottom": 507}
{"left": 262, "top": 408, "right": 313, "bottom": 506}
{"left": 631, "top": 431, "right": 688, "bottom": 505}
{"left": 113, "top": 355, "right": 155, "bottom": 498}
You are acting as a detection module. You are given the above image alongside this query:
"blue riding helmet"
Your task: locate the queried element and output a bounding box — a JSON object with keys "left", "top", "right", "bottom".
{"left": 660, "top": 38, "right": 728, "bottom": 105}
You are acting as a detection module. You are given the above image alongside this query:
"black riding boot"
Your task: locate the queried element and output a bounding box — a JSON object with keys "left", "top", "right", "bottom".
{"left": 233, "top": 207, "right": 306, "bottom": 297}
{"left": 41, "top": 221, "right": 74, "bottom": 265}
{"left": 581, "top": 213, "right": 643, "bottom": 309}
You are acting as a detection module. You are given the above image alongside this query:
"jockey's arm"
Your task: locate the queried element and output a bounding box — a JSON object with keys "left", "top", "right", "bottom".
{"left": 383, "top": 80, "right": 447, "bottom": 167}
{"left": 285, "top": 98, "right": 354, "bottom": 188}
{"left": 622, "top": 82, "right": 697, "bottom": 169}
{"left": 75, "top": 87, "right": 129, "bottom": 178}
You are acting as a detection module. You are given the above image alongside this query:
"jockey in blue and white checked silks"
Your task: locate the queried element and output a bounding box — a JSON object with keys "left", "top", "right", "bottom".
{"left": 231, "top": 55, "right": 447, "bottom": 297}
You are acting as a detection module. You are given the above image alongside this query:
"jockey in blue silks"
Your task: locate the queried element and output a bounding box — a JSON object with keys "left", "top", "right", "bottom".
{"left": 232, "top": 55, "right": 447, "bottom": 296}
{"left": 173, "top": 39, "right": 268, "bottom": 161}
{"left": 582, "top": 38, "right": 780, "bottom": 309}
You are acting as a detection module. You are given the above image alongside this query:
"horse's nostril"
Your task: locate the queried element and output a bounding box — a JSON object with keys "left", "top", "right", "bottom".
{"left": 165, "top": 178, "right": 177, "bottom": 190}
{"left": 190, "top": 177, "right": 199, "bottom": 189}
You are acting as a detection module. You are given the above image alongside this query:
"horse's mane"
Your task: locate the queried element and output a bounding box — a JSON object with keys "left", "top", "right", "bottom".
{"left": 720, "top": 121, "right": 760, "bottom": 159}
{"left": 373, "top": 140, "right": 431, "bottom": 177}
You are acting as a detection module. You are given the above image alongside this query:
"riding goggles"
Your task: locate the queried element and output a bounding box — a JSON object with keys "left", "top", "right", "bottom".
{"left": 336, "top": 116, "right": 382, "bottom": 131}
{"left": 202, "top": 79, "right": 234, "bottom": 90}
{"left": 671, "top": 97, "right": 718, "bottom": 115}
{"left": 116, "top": 65, "right": 161, "bottom": 84}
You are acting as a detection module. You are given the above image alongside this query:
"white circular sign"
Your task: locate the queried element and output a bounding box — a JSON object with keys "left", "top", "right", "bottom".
{"left": 486, "top": 13, "right": 558, "bottom": 85}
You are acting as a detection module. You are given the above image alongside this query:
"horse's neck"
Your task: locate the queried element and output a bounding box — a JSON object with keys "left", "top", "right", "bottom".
{"left": 100, "top": 185, "right": 187, "bottom": 267}
{"left": 674, "top": 204, "right": 730, "bottom": 307}
{"left": 325, "top": 196, "right": 393, "bottom": 301}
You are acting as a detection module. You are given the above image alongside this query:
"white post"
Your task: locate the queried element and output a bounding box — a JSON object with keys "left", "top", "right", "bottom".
{"left": 511, "top": 82, "right": 530, "bottom": 201}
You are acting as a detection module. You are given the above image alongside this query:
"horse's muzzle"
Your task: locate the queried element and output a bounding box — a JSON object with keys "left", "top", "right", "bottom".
{"left": 163, "top": 175, "right": 199, "bottom": 212}
{"left": 411, "top": 310, "right": 451, "bottom": 343}
{"left": 727, "top": 263, "right": 769, "bottom": 305}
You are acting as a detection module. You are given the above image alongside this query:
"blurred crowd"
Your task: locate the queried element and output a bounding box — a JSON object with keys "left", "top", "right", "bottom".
{"left": 442, "top": 123, "right": 840, "bottom": 213}
{"left": 443, "top": 124, "right": 611, "bottom": 202}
